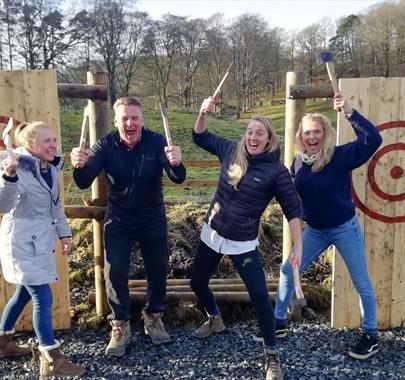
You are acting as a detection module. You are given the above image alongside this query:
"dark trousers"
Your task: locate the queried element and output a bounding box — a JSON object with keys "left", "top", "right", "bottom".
{"left": 103, "top": 218, "right": 169, "bottom": 321}
{"left": 190, "top": 240, "right": 277, "bottom": 347}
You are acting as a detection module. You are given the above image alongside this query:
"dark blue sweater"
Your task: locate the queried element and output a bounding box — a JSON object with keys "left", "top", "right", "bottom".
{"left": 293, "top": 110, "right": 382, "bottom": 229}
{"left": 73, "top": 128, "right": 186, "bottom": 229}
{"left": 193, "top": 130, "right": 301, "bottom": 241}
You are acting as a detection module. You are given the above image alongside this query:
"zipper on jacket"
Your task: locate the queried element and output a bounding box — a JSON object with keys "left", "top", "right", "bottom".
{"left": 138, "top": 154, "right": 145, "bottom": 177}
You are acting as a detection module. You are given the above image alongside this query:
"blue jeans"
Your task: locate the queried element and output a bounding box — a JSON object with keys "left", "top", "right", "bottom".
{"left": 275, "top": 216, "right": 377, "bottom": 335}
{"left": 0, "top": 284, "right": 55, "bottom": 346}
{"left": 104, "top": 219, "right": 169, "bottom": 321}
{"left": 190, "top": 240, "right": 277, "bottom": 348}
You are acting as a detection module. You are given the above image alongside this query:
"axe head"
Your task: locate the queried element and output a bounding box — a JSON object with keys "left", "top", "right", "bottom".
{"left": 317, "top": 51, "right": 334, "bottom": 64}
{"left": 289, "top": 296, "right": 307, "bottom": 311}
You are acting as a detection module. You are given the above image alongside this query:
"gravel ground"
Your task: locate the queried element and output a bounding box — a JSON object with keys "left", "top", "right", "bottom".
{"left": 2, "top": 321, "right": 404, "bottom": 380}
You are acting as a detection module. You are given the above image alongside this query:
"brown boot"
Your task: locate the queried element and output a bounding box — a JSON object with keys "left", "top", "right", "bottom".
{"left": 142, "top": 310, "right": 171, "bottom": 345}
{"left": 192, "top": 313, "right": 225, "bottom": 339}
{"left": 105, "top": 320, "right": 131, "bottom": 357}
{"left": 0, "top": 329, "right": 31, "bottom": 357}
{"left": 39, "top": 340, "right": 85, "bottom": 378}
{"left": 264, "top": 348, "right": 284, "bottom": 380}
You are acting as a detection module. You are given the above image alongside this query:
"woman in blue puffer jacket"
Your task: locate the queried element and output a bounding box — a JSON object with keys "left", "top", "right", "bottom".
{"left": 190, "top": 96, "right": 302, "bottom": 380}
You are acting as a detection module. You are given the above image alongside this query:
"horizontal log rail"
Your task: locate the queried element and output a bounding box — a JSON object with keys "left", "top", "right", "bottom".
{"left": 61, "top": 158, "right": 220, "bottom": 168}
{"left": 89, "top": 290, "right": 281, "bottom": 304}
{"left": 129, "top": 278, "right": 279, "bottom": 286}
{"left": 63, "top": 176, "right": 218, "bottom": 188}
{"left": 288, "top": 84, "right": 334, "bottom": 99}
{"left": 64, "top": 205, "right": 105, "bottom": 220}
{"left": 58, "top": 83, "right": 108, "bottom": 100}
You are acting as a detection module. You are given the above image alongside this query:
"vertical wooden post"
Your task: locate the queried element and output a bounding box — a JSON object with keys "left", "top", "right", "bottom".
{"left": 282, "top": 71, "right": 306, "bottom": 261}
{"left": 282, "top": 72, "right": 306, "bottom": 321}
{"left": 87, "top": 72, "right": 109, "bottom": 316}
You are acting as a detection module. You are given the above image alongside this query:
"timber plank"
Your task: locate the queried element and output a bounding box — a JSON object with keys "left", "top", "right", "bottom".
{"left": 0, "top": 70, "right": 70, "bottom": 331}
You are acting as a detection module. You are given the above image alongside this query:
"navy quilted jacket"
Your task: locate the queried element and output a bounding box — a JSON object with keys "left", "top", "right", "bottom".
{"left": 193, "top": 130, "right": 301, "bottom": 241}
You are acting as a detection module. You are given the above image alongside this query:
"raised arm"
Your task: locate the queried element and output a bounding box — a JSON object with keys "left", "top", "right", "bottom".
{"left": 334, "top": 93, "right": 382, "bottom": 169}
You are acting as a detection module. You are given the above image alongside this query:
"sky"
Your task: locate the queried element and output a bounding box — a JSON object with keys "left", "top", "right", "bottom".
{"left": 136, "top": 0, "right": 387, "bottom": 31}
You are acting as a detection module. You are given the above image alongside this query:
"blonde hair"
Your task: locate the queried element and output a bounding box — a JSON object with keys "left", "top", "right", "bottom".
{"left": 113, "top": 96, "right": 143, "bottom": 112}
{"left": 15, "top": 121, "right": 52, "bottom": 147}
{"left": 296, "top": 113, "right": 336, "bottom": 172}
{"left": 227, "top": 115, "right": 279, "bottom": 190}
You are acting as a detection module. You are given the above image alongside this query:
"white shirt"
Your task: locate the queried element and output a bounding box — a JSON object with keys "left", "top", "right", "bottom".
{"left": 200, "top": 223, "right": 258, "bottom": 255}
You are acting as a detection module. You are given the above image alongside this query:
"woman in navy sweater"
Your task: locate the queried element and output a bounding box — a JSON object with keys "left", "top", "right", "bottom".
{"left": 190, "top": 97, "right": 302, "bottom": 380}
{"left": 274, "top": 93, "right": 382, "bottom": 360}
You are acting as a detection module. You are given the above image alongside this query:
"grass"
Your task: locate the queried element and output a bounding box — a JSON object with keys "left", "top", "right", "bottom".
{"left": 60, "top": 98, "right": 338, "bottom": 203}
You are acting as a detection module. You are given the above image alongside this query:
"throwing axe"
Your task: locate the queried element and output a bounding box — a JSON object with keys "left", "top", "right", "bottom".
{"left": 318, "top": 51, "right": 339, "bottom": 95}
{"left": 289, "top": 265, "right": 307, "bottom": 311}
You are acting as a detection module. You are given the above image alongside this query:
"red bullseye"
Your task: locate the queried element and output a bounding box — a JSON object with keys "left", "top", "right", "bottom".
{"left": 390, "top": 165, "right": 403, "bottom": 179}
{"left": 351, "top": 120, "right": 405, "bottom": 223}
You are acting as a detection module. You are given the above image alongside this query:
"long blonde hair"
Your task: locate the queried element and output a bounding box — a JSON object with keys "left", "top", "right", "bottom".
{"left": 15, "top": 121, "right": 52, "bottom": 147}
{"left": 227, "top": 115, "right": 279, "bottom": 189}
{"left": 296, "top": 113, "right": 336, "bottom": 172}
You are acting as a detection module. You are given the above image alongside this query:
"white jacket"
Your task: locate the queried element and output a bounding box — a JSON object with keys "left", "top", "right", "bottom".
{"left": 0, "top": 148, "right": 71, "bottom": 285}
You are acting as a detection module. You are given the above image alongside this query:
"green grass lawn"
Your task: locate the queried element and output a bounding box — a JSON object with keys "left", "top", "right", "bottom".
{"left": 60, "top": 99, "right": 338, "bottom": 203}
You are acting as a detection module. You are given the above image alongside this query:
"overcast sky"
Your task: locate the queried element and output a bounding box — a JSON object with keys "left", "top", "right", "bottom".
{"left": 137, "top": 0, "right": 387, "bottom": 31}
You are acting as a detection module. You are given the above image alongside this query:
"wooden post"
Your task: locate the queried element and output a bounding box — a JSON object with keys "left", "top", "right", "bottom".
{"left": 87, "top": 72, "right": 109, "bottom": 316}
{"left": 282, "top": 72, "right": 306, "bottom": 261}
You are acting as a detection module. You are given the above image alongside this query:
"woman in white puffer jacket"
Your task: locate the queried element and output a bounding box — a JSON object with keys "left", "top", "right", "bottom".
{"left": 0, "top": 121, "right": 84, "bottom": 378}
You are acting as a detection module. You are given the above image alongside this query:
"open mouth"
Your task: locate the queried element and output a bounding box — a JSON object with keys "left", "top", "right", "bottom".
{"left": 125, "top": 128, "right": 137, "bottom": 139}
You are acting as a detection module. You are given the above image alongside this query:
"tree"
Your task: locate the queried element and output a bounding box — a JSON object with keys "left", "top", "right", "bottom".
{"left": 1, "top": 0, "right": 21, "bottom": 69}
{"left": 176, "top": 17, "right": 206, "bottom": 108}
{"left": 116, "top": 11, "right": 149, "bottom": 97}
{"left": 229, "top": 14, "right": 271, "bottom": 112}
{"left": 295, "top": 20, "right": 332, "bottom": 83}
{"left": 142, "top": 14, "right": 183, "bottom": 107}
{"left": 90, "top": 0, "right": 127, "bottom": 104}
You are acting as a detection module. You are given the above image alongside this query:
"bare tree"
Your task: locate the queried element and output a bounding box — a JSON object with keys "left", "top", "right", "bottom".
{"left": 295, "top": 20, "right": 332, "bottom": 83}
{"left": 117, "top": 11, "right": 149, "bottom": 97}
{"left": 89, "top": 0, "right": 127, "bottom": 104}
{"left": 142, "top": 14, "right": 183, "bottom": 107}
{"left": 1, "top": 0, "right": 21, "bottom": 69}
{"left": 176, "top": 17, "right": 207, "bottom": 109}
{"left": 229, "top": 14, "right": 271, "bottom": 112}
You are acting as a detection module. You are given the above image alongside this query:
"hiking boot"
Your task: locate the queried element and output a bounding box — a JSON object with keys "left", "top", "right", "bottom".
{"left": 142, "top": 310, "right": 171, "bottom": 345}
{"left": 253, "top": 322, "right": 286, "bottom": 343}
{"left": 348, "top": 333, "right": 379, "bottom": 360}
{"left": 264, "top": 348, "right": 284, "bottom": 380}
{"left": 105, "top": 320, "right": 131, "bottom": 357}
{"left": 192, "top": 313, "right": 225, "bottom": 339}
{"left": 253, "top": 327, "right": 263, "bottom": 342}
{"left": 275, "top": 323, "right": 287, "bottom": 339}
{"left": 0, "top": 329, "right": 31, "bottom": 357}
{"left": 39, "top": 340, "right": 85, "bottom": 378}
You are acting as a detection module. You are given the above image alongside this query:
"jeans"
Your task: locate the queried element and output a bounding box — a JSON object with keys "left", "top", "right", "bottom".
{"left": 0, "top": 284, "right": 55, "bottom": 346}
{"left": 190, "top": 240, "right": 277, "bottom": 348}
{"left": 275, "top": 215, "right": 377, "bottom": 335}
{"left": 103, "top": 219, "right": 169, "bottom": 321}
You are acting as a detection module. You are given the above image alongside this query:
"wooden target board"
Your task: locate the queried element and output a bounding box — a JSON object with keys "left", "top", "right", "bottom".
{"left": 0, "top": 70, "right": 70, "bottom": 330}
{"left": 332, "top": 77, "right": 405, "bottom": 329}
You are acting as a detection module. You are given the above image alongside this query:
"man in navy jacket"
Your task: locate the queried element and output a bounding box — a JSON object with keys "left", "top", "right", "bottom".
{"left": 71, "top": 97, "right": 186, "bottom": 357}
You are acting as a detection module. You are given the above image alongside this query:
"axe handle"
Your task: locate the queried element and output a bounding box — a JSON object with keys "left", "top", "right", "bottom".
{"left": 212, "top": 71, "right": 230, "bottom": 99}
{"left": 325, "top": 62, "right": 339, "bottom": 94}
{"left": 162, "top": 115, "right": 172, "bottom": 148}
{"left": 293, "top": 265, "right": 305, "bottom": 300}
{"left": 79, "top": 114, "right": 89, "bottom": 150}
